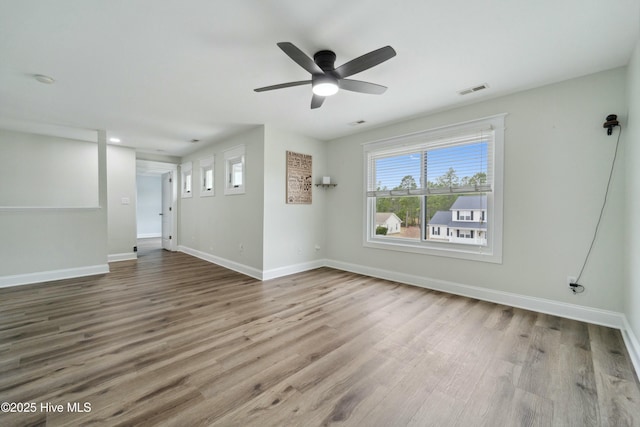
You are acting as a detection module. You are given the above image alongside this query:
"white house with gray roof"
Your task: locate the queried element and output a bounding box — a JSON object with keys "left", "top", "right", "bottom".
{"left": 375, "top": 212, "right": 403, "bottom": 234}
{"left": 427, "top": 195, "right": 487, "bottom": 245}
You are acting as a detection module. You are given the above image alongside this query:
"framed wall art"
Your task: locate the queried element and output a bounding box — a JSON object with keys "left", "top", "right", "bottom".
{"left": 286, "top": 151, "right": 312, "bottom": 204}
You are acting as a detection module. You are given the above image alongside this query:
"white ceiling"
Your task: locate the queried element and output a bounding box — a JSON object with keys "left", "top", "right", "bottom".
{"left": 1, "top": 0, "right": 638, "bottom": 157}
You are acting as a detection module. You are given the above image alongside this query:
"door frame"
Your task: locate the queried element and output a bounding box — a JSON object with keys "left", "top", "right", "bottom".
{"left": 136, "top": 160, "right": 178, "bottom": 251}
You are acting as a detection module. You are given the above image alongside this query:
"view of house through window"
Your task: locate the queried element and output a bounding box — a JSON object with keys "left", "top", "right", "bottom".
{"left": 365, "top": 114, "right": 505, "bottom": 262}
{"left": 375, "top": 193, "right": 488, "bottom": 246}
{"left": 371, "top": 142, "right": 490, "bottom": 247}
{"left": 425, "top": 193, "right": 487, "bottom": 245}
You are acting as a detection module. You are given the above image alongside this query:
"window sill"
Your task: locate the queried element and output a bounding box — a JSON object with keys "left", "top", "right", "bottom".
{"left": 224, "top": 187, "right": 245, "bottom": 196}
{"left": 364, "top": 238, "right": 502, "bottom": 264}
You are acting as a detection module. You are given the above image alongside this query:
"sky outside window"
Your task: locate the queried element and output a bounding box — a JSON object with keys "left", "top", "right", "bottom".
{"left": 374, "top": 141, "right": 488, "bottom": 190}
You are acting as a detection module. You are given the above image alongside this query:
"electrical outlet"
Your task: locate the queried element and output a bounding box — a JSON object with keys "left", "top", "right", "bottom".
{"left": 567, "top": 276, "right": 577, "bottom": 287}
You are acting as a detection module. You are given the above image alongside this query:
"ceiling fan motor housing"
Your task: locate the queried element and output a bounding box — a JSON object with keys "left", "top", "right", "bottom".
{"left": 313, "top": 50, "right": 337, "bottom": 72}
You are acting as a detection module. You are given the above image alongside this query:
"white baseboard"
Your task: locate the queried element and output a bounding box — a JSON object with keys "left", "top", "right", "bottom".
{"left": 108, "top": 252, "right": 137, "bottom": 262}
{"left": 178, "top": 246, "right": 326, "bottom": 281}
{"left": 262, "top": 259, "right": 327, "bottom": 281}
{"left": 137, "top": 233, "right": 161, "bottom": 239}
{"left": 622, "top": 316, "right": 640, "bottom": 378}
{"left": 178, "top": 245, "right": 263, "bottom": 280}
{"left": 171, "top": 249, "right": 626, "bottom": 329}
{"left": 325, "top": 259, "right": 624, "bottom": 329}
{"left": 0, "top": 264, "right": 110, "bottom": 288}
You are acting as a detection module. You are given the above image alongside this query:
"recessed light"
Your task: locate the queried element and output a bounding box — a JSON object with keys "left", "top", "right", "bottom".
{"left": 109, "top": 137, "right": 121, "bottom": 143}
{"left": 34, "top": 74, "right": 55, "bottom": 84}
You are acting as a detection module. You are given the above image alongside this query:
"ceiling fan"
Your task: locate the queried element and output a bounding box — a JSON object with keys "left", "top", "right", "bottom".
{"left": 254, "top": 42, "right": 396, "bottom": 109}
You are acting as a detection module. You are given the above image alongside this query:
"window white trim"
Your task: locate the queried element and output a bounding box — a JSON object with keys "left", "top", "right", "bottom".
{"left": 180, "top": 161, "right": 193, "bottom": 198}
{"left": 224, "top": 145, "right": 245, "bottom": 195}
{"left": 200, "top": 156, "right": 214, "bottom": 197}
{"left": 363, "top": 114, "right": 505, "bottom": 263}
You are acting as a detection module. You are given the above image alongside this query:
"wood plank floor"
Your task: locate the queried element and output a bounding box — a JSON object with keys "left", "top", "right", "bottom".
{"left": 1, "top": 245, "right": 639, "bottom": 426}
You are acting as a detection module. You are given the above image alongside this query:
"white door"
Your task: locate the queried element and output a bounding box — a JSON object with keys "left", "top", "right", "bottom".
{"left": 161, "top": 172, "right": 173, "bottom": 251}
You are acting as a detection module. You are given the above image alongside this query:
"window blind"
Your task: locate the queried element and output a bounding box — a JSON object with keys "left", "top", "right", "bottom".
{"left": 367, "top": 128, "right": 493, "bottom": 197}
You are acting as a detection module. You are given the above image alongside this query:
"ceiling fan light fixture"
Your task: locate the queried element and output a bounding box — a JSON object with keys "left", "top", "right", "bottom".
{"left": 312, "top": 75, "right": 339, "bottom": 96}
{"left": 312, "top": 82, "right": 338, "bottom": 96}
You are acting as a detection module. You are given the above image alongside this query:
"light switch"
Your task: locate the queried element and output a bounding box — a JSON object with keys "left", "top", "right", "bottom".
{"left": 121, "top": 197, "right": 130, "bottom": 205}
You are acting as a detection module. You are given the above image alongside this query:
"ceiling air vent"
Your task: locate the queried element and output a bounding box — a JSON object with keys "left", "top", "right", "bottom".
{"left": 458, "top": 83, "right": 489, "bottom": 96}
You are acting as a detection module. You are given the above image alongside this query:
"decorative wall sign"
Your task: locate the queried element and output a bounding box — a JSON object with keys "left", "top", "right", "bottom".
{"left": 286, "top": 151, "right": 312, "bottom": 204}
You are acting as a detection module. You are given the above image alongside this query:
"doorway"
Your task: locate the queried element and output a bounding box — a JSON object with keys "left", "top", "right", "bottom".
{"left": 136, "top": 160, "right": 178, "bottom": 255}
{"left": 161, "top": 171, "right": 174, "bottom": 251}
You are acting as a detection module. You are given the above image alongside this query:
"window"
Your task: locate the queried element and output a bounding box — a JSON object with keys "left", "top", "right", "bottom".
{"left": 364, "top": 114, "right": 505, "bottom": 263}
{"left": 224, "top": 145, "right": 245, "bottom": 195}
{"left": 457, "top": 230, "right": 474, "bottom": 239}
{"left": 459, "top": 211, "right": 472, "bottom": 221}
{"left": 200, "top": 156, "right": 214, "bottom": 197}
{"left": 181, "top": 161, "right": 193, "bottom": 198}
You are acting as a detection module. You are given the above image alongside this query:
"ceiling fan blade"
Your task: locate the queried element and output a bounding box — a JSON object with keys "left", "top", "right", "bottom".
{"left": 339, "top": 79, "right": 387, "bottom": 95}
{"left": 254, "top": 80, "right": 311, "bottom": 92}
{"left": 277, "top": 42, "right": 323, "bottom": 75}
{"left": 311, "top": 94, "right": 325, "bottom": 109}
{"left": 334, "top": 46, "right": 396, "bottom": 79}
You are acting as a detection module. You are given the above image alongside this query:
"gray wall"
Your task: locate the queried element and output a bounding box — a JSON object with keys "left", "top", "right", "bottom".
{"left": 0, "top": 129, "right": 98, "bottom": 207}
{"left": 262, "top": 127, "right": 327, "bottom": 274}
{"left": 107, "top": 145, "right": 137, "bottom": 256}
{"left": 624, "top": 40, "right": 640, "bottom": 353}
{"left": 177, "top": 125, "right": 328, "bottom": 277}
{"left": 0, "top": 132, "right": 138, "bottom": 278}
{"left": 0, "top": 129, "right": 108, "bottom": 279}
{"left": 325, "top": 67, "right": 627, "bottom": 312}
{"left": 178, "top": 126, "right": 265, "bottom": 272}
